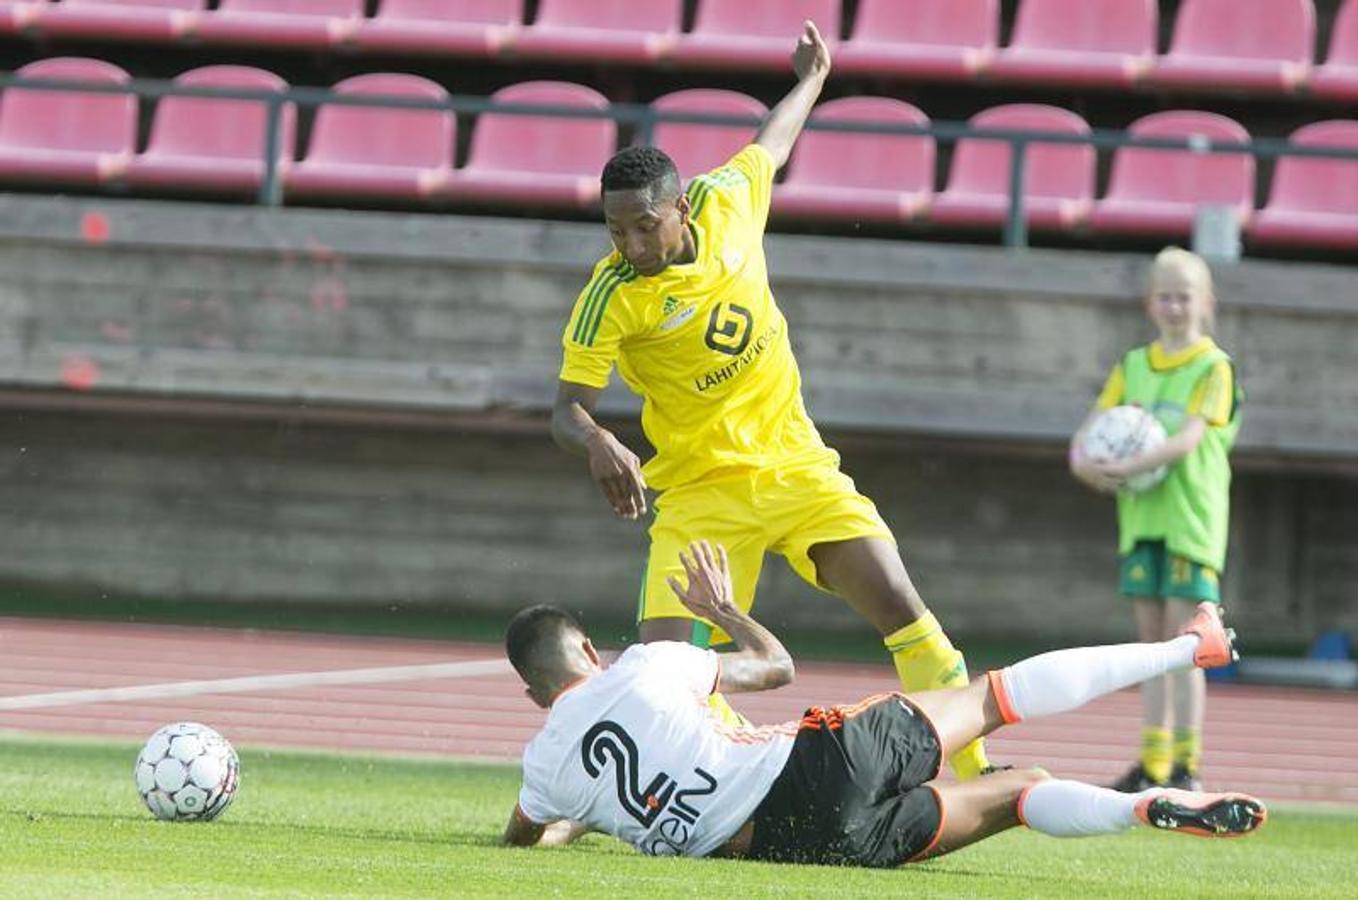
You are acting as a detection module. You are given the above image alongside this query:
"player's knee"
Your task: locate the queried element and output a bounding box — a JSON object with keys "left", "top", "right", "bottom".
{"left": 1001, "top": 768, "right": 1050, "bottom": 806}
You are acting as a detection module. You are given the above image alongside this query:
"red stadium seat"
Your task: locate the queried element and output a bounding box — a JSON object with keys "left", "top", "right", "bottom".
{"left": 669, "top": 0, "right": 840, "bottom": 71}
{"left": 0, "top": 57, "right": 136, "bottom": 186}
{"left": 34, "top": 0, "right": 205, "bottom": 43}
{"left": 649, "top": 89, "right": 767, "bottom": 178}
{"left": 1151, "top": 0, "right": 1315, "bottom": 94}
{"left": 453, "top": 81, "right": 616, "bottom": 211}
{"left": 1089, "top": 111, "right": 1255, "bottom": 238}
{"left": 1250, "top": 121, "right": 1358, "bottom": 250}
{"left": 515, "top": 0, "right": 682, "bottom": 65}
{"left": 773, "top": 97, "right": 933, "bottom": 224}
{"left": 1313, "top": 0, "right": 1358, "bottom": 102}
{"left": 354, "top": 0, "right": 519, "bottom": 58}
{"left": 932, "top": 105, "right": 1094, "bottom": 232}
{"left": 989, "top": 0, "right": 1156, "bottom": 89}
{"left": 126, "top": 65, "right": 295, "bottom": 196}
{"left": 0, "top": 0, "right": 43, "bottom": 36}
{"left": 196, "top": 0, "right": 364, "bottom": 49}
{"left": 289, "top": 74, "right": 454, "bottom": 203}
{"left": 836, "top": 0, "right": 998, "bottom": 80}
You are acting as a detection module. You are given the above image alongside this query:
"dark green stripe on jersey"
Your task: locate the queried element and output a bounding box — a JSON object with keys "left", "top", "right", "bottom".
{"left": 687, "top": 168, "right": 746, "bottom": 219}
{"left": 574, "top": 261, "right": 637, "bottom": 347}
{"left": 572, "top": 261, "right": 630, "bottom": 345}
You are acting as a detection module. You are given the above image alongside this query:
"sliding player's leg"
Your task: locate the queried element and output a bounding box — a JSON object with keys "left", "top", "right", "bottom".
{"left": 911, "top": 768, "right": 1048, "bottom": 860}
{"left": 916, "top": 768, "right": 1264, "bottom": 863}
{"left": 904, "top": 602, "right": 1235, "bottom": 785}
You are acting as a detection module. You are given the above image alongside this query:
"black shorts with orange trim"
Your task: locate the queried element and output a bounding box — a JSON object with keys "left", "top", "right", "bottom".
{"left": 747, "top": 693, "right": 943, "bottom": 868}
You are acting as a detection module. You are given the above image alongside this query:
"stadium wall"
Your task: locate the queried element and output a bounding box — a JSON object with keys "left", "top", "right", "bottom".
{"left": 1, "top": 195, "right": 1354, "bottom": 642}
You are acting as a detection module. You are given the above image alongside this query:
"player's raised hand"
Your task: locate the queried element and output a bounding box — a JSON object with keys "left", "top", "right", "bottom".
{"left": 667, "top": 540, "right": 737, "bottom": 622}
{"left": 585, "top": 429, "right": 648, "bottom": 519}
{"left": 792, "top": 20, "right": 831, "bottom": 81}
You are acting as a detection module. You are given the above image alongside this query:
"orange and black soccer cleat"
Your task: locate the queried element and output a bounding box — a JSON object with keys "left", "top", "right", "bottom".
{"left": 1135, "top": 789, "right": 1267, "bottom": 838}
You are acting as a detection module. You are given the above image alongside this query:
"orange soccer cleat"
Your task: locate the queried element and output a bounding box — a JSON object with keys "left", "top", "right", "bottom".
{"left": 1178, "top": 602, "right": 1238, "bottom": 669}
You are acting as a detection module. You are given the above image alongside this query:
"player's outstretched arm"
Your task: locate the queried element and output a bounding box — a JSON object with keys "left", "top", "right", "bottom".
{"left": 551, "top": 380, "right": 648, "bottom": 520}
{"left": 502, "top": 806, "right": 547, "bottom": 847}
{"left": 754, "top": 20, "right": 831, "bottom": 169}
{"left": 667, "top": 541, "right": 795, "bottom": 693}
{"left": 502, "top": 807, "right": 591, "bottom": 848}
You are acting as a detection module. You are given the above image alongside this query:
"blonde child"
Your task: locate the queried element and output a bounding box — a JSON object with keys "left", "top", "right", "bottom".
{"left": 1070, "top": 247, "right": 1243, "bottom": 792}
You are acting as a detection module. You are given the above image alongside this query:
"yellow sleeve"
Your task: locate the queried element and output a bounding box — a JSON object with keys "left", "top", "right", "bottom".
{"left": 696, "top": 144, "right": 775, "bottom": 231}
{"left": 1095, "top": 363, "right": 1125, "bottom": 409}
{"left": 559, "top": 260, "right": 634, "bottom": 389}
{"left": 1186, "top": 360, "right": 1234, "bottom": 426}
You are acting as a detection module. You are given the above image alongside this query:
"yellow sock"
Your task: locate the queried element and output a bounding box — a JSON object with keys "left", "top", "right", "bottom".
{"left": 1173, "top": 728, "right": 1202, "bottom": 775}
{"left": 1141, "top": 726, "right": 1173, "bottom": 783}
{"left": 884, "top": 612, "right": 991, "bottom": 780}
{"left": 707, "top": 692, "right": 751, "bottom": 728}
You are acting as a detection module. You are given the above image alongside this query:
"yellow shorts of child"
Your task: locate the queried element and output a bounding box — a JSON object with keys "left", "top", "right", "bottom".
{"left": 638, "top": 459, "right": 894, "bottom": 646}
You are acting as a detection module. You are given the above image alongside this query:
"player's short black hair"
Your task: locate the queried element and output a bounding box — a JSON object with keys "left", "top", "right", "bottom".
{"left": 505, "top": 604, "right": 584, "bottom": 685}
{"left": 600, "top": 146, "right": 681, "bottom": 198}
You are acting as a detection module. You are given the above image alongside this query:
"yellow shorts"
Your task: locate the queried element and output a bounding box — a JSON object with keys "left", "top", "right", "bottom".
{"left": 638, "top": 461, "right": 894, "bottom": 645}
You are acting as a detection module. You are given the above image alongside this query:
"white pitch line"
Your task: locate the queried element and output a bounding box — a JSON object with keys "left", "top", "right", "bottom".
{"left": 0, "top": 658, "right": 513, "bottom": 711}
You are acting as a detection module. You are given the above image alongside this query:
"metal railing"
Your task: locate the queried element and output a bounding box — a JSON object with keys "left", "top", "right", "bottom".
{"left": 4, "top": 72, "right": 1358, "bottom": 249}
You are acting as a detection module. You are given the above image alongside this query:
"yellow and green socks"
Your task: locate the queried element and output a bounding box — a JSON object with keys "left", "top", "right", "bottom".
{"left": 884, "top": 612, "right": 991, "bottom": 780}
{"left": 1141, "top": 726, "right": 1173, "bottom": 783}
{"left": 1173, "top": 727, "right": 1202, "bottom": 776}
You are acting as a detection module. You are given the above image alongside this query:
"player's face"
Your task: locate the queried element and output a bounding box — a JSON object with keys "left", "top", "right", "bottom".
{"left": 1147, "top": 265, "right": 1211, "bottom": 340}
{"left": 602, "top": 187, "right": 689, "bottom": 277}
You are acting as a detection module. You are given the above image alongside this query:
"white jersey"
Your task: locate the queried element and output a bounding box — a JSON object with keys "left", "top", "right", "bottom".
{"left": 516, "top": 642, "right": 797, "bottom": 857}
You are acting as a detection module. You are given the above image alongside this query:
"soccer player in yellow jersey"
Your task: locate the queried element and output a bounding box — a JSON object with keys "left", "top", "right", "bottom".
{"left": 551, "top": 21, "right": 995, "bottom": 779}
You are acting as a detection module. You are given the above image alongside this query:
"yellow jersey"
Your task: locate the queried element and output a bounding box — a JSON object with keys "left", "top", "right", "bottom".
{"left": 1096, "top": 337, "right": 1235, "bottom": 426}
{"left": 559, "top": 145, "right": 833, "bottom": 491}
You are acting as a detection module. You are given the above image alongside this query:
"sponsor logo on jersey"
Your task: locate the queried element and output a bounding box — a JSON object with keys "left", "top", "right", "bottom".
{"left": 580, "top": 720, "right": 720, "bottom": 857}
{"left": 658, "top": 297, "right": 697, "bottom": 333}
{"left": 695, "top": 317, "right": 782, "bottom": 393}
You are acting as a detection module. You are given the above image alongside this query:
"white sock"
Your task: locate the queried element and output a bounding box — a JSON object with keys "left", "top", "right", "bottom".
{"left": 1019, "top": 780, "right": 1159, "bottom": 838}
{"left": 996, "top": 637, "right": 1198, "bottom": 722}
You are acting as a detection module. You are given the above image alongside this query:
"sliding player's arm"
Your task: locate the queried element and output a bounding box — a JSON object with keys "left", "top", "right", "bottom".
{"left": 502, "top": 805, "right": 548, "bottom": 847}
{"left": 551, "top": 380, "right": 648, "bottom": 519}
{"left": 754, "top": 20, "right": 831, "bottom": 169}
{"left": 667, "top": 541, "right": 795, "bottom": 693}
{"left": 503, "top": 806, "right": 592, "bottom": 849}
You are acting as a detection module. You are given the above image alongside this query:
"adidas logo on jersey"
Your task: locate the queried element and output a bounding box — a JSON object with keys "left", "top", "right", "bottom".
{"left": 658, "top": 300, "right": 697, "bottom": 332}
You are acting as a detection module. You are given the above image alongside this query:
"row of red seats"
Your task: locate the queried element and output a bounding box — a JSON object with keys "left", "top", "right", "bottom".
{"left": 2, "top": 0, "right": 1357, "bottom": 100}
{"left": 2, "top": 58, "right": 1355, "bottom": 250}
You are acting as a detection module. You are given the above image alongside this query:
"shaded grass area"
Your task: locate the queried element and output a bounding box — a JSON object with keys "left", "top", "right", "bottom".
{"left": 0, "top": 735, "right": 1354, "bottom": 898}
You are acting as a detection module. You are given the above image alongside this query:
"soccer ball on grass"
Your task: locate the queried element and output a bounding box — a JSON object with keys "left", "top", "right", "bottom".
{"left": 1080, "top": 405, "right": 1168, "bottom": 493}
{"left": 134, "top": 722, "right": 239, "bottom": 821}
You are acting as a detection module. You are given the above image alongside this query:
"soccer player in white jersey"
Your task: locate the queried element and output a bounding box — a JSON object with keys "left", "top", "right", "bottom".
{"left": 502, "top": 542, "right": 1265, "bottom": 865}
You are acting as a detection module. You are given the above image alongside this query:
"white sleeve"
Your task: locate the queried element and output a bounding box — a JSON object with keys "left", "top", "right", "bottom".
{"left": 638, "top": 642, "right": 720, "bottom": 699}
{"left": 517, "top": 779, "right": 556, "bottom": 825}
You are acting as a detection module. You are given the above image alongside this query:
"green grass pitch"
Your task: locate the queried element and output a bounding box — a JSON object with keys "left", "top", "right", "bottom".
{"left": 1, "top": 735, "right": 1354, "bottom": 898}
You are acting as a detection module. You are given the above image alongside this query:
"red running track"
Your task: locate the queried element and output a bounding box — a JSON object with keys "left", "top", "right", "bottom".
{"left": 1, "top": 617, "right": 1354, "bottom": 805}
